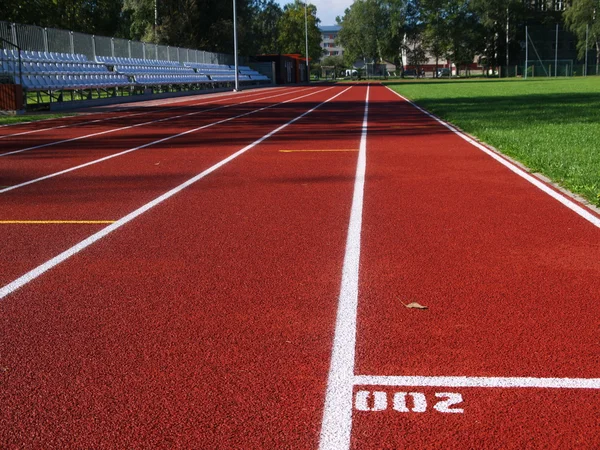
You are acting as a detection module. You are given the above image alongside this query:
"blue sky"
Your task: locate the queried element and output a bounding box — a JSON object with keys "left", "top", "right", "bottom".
{"left": 274, "top": 1, "right": 353, "bottom": 26}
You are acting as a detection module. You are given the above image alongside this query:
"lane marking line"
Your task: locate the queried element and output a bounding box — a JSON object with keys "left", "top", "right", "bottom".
{"left": 319, "top": 85, "right": 370, "bottom": 450}
{"left": 0, "top": 87, "right": 290, "bottom": 139}
{"left": 354, "top": 375, "right": 600, "bottom": 390}
{"left": 0, "top": 87, "right": 276, "bottom": 130}
{"left": 279, "top": 149, "right": 358, "bottom": 153}
{"left": 0, "top": 87, "right": 309, "bottom": 157}
{"left": 0, "top": 221, "right": 115, "bottom": 224}
{"left": 0, "top": 86, "right": 353, "bottom": 300}
{"left": 0, "top": 87, "right": 332, "bottom": 195}
{"left": 386, "top": 86, "right": 600, "bottom": 229}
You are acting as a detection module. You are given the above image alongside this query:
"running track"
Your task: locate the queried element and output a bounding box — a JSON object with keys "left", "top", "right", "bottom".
{"left": 1, "top": 84, "right": 599, "bottom": 449}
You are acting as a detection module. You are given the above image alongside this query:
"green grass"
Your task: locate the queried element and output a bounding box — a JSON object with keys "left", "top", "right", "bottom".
{"left": 385, "top": 77, "right": 600, "bottom": 207}
{"left": 0, "top": 113, "right": 76, "bottom": 126}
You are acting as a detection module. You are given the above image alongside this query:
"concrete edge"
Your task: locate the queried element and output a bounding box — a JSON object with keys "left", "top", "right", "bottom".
{"left": 46, "top": 83, "right": 276, "bottom": 112}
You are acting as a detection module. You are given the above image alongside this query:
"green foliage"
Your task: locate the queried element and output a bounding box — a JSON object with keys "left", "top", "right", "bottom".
{"left": 251, "top": 0, "right": 283, "bottom": 54}
{"left": 122, "top": 0, "right": 155, "bottom": 42}
{"left": 470, "top": 0, "right": 523, "bottom": 67}
{"left": 0, "top": 0, "right": 284, "bottom": 57}
{"left": 336, "top": 0, "right": 395, "bottom": 65}
{"left": 387, "top": 77, "right": 600, "bottom": 206}
{"left": 321, "top": 55, "right": 346, "bottom": 69}
{"left": 277, "top": 1, "right": 322, "bottom": 61}
{"left": 564, "top": 0, "right": 600, "bottom": 62}
{"left": 0, "top": 0, "right": 124, "bottom": 36}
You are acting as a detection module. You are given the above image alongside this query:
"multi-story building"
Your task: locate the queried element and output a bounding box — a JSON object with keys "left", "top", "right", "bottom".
{"left": 319, "top": 25, "right": 343, "bottom": 59}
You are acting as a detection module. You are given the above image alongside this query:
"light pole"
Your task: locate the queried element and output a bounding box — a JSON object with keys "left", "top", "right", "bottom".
{"left": 233, "top": 0, "right": 240, "bottom": 91}
{"left": 154, "top": 0, "right": 158, "bottom": 42}
{"left": 304, "top": 2, "right": 309, "bottom": 82}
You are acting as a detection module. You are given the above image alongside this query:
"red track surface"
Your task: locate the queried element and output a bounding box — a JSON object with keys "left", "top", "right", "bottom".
{"left": 1, "top": 84, "right": 598, "bottom": 449}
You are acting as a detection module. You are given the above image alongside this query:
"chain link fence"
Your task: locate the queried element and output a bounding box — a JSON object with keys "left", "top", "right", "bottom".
{"left": 0, "top": 21, "right": 233, "bottom": 64}
{"left": 46, "top": 27, "right": 71, "bottom": 54}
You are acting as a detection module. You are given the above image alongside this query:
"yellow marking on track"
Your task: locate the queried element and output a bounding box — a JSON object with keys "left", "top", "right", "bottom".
{"left": 279, "top": 149, "right": 359, "bottom": 153}
{"left": 0, "top": 220, "right": 116, "bottom": 224}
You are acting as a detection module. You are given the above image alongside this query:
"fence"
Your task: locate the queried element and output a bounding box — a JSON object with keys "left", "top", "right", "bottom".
{"left": 0, "top": 21, "right": 233, "bottom": 65}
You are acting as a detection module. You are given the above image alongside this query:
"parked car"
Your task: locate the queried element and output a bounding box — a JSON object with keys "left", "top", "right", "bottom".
{"left": 436, "top": 68, "right": 450, "bottom": 77}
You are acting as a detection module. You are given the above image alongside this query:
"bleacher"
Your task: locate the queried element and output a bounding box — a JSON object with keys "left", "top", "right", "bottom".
{"left": 1, "top": 48, "right": 272, "bottom": 107}
{"left": 0, "top": 21, "right": 275, "bottom": 110}
{"left": 11, "top": 49, "right": 89, "bottom": 63}
{"left": 96, "top": 56, "right": 181, "bottom": 67}
{"left": 237, "top": 65, "right": 271, "bottom": 82}
{"left": 183, "top": 62, "right": 271, "bottom": 82}
{"left": 135, "top": 74, "right": 211, "bottom": 86}
{"left": 18, "top": 73, "right": 130, "bottom": 91}
{"left": 114, "top": 65, "right": 195, "bottom": 75}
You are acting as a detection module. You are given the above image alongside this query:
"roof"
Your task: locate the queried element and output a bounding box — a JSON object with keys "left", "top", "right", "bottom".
{"left": 257, "top": 54, "right": 310, "bottom": 62}
{"left": 319, "top": 25, "right": 341, "bottom": 33}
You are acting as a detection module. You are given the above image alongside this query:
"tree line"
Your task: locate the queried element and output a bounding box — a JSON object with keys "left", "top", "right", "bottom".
{"left": 0, "top": 0, "right": 323, "bottom": 60}
{"left": 335, "top": 0, "right": 599, "bottom": 75}
{"left": 1, "top": 0, "right": 597, "bottom": 72}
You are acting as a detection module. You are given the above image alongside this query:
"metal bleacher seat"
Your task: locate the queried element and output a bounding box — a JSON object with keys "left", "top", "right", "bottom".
{"left": 209, "top": 74, "right": 251, "bottom": 83}
{"left": 134, "top": 73, "right": 210, "bottom": 86}
{"left": 114, "top": 64, "right": 195, "bottom": 76}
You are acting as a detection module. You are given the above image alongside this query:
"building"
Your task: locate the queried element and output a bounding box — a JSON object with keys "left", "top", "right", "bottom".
{"left": 254, "top": 54, "right": 308, "bottom": 84}
{"left": 319, "top": 25, "right": 343, "bottom": 59}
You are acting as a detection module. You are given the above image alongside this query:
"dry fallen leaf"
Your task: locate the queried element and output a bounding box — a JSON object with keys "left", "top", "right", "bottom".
{"left": 401, "top": 300, "right": 428, "bottom": 310}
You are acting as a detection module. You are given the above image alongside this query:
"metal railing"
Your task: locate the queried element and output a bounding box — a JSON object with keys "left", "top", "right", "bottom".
{"left": 0, "top": 21, "right": 233, "bottom": 66}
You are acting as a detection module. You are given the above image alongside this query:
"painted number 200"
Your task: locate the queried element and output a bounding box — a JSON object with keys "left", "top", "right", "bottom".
{"left": 355, "top": 391, "right": 464, "bottom": 414}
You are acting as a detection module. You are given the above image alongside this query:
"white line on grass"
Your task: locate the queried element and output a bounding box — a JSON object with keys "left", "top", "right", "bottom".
{"left": 0, "top": 87, "right": 288, "bottom": 140}
{"left": 354, "top": 375, "right": 600, "bottom": 389}
{"left": 0, "top": 86, "right": 352, "bottom": 300}
{"left": 0, "top": 87, "right": 329, "bottom": 194}
{"left": 0, "top": 87, "right": 308, "bottom": 157}
{"left": 319, "top": 85, "right": 370, "bottom": 450}
{"left": 386, "top": 86, "right": 600, "bottom": 229}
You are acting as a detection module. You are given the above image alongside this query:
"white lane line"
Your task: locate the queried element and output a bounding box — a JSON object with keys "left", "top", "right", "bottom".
{"left": 386, "top": 86, "right": 600, "bottom": 229}
{"left": 0, "top": 87, "right": 328, "bottom": 194}
{"left": 0, "top": 86, "right": 352, "bottom": 300}
{"left": 354, "top": 375, "right": 600, "bottom": 390}
{"left": 0, "top": 87, "right": 308, "bottom": 157}
{"left": 0, "top": 88, "right": 286, "bottom": 140}
{"left": 319, "top": 85, "right": 370, "bottom": 450}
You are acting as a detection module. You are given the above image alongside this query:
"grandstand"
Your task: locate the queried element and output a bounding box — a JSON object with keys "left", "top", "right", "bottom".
{"left": 1, "top": 48, "right": 272, "bottom": 108}
{"left": 0, "top": 22, "right": 274, "bottom": 111}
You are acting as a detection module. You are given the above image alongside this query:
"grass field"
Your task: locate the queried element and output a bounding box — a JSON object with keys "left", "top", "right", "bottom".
{"left": 386, "top": 77, "right": 600, "bottom": 207}
{"left": 0, "top": 113, "right": 76, "bottom": 126}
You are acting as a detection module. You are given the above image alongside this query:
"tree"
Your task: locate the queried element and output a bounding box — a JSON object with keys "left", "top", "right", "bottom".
{"left": 420, "top": 0, "right": 484, "bottom": 76}
{"left": 405, "top": 37, "right": 428, "bottom": 75}
{"left": 321, "top": 54, "right": 346, "bottom": 77}
{"left": 0, "top": 0, "right": 124, "bottom": 37}
{"left": 277, "top": 1, "right": 323, "bottom": 61}
{"left": 381, "top": 0, "right": 419, "bottom": 75}
{"left": 121, "top": 0, "right": 155, "bottom": 42}
{"left": 336, "top": 0, "right": 390, "bottom": 67}
{"left": 336, "top": 0, "right": 426, "bottom": 76}
{"left": 471, "top": 0, "right": 523, "bottom": 75}
{"left": 251, "top": 0, "right": 283, "bottom": 54}
{"left": 564, "top": 0, "right": 600, "bottom": 68}
{"left": 420, "top": 0, "right": 451, "bottom": 75}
